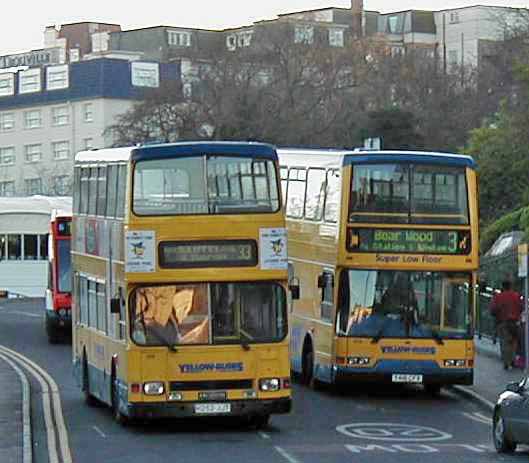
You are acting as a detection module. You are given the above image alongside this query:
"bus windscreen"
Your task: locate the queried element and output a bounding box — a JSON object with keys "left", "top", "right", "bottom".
{"left": 57, "top": 239, "right": 71, "bottom": 293}
{"left": 336, "top": 270, "right": 472, "bottom": 340}
{"left": 133, "top": 156, "right": 280, "bottom": 215}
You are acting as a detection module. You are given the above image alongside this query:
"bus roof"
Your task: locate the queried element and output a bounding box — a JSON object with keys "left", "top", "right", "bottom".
{"left": 75, "top": 141, "right": 278, "bottom": 164}
{"left": 277, "top": 148, "right": 476, "bottom": 169}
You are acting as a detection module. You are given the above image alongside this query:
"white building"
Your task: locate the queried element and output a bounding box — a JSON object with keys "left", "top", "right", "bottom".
{"left": 0, "top": 57, "right": 181, "bottom": 197}
{"left": 0, "top": 195, "right": 71, "bottom": 297}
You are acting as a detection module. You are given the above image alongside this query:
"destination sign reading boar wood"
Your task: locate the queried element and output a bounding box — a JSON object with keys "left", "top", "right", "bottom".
{"left": 159, "top": 240, "right": 257, "bottom": 268}
{"left": 348, "top": 229, "right": 470, "bottom": 255}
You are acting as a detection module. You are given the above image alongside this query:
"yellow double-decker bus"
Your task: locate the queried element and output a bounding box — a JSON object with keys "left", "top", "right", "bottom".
{"left": 279, "top": 148, "right": 478, "bottom": 394}
{"left": 72, "top": 141, "right": 291, "bottom": 426}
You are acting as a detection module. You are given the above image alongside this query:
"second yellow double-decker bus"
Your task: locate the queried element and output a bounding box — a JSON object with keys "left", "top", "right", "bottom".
{"left": 72, "top": 141, "right": 291, "bottom": 426}
{"left": 278, "top": 148, "right": 478, "bottom": 395}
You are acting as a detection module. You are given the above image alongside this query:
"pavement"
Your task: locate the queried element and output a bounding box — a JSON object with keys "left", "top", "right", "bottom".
{"left": 0, "top": 356, "right": 24, "bottom": 463}
{"left": 457, "top": 335, "right": 529, "bottom": 411}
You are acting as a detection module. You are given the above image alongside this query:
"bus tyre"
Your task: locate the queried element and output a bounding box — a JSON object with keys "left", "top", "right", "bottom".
{"left": 250, "top": 414, "right": 270, "bottom": 430}
{"left": 82, "top": 355, "right": 96, "bottom": 407}
{"left": 112, "top": 376, "right": 128, "bottom": 426}
{"left": 301, "top": 349, "right": 314, "bottom": 386}
{"left": 424, "top": 384, "right": 441, "bottom": 397}
{"left": 493, "top": 411, "right": 516, "bottom": 453}
{"left": 47, "top": 325, "right": 60, "bottom": 344}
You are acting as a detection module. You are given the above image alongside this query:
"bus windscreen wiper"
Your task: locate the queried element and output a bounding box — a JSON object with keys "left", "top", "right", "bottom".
{"left": 431, "top": 329, "right": 444, "bottom": 345}
{"left": 371, "top": 326, "right": 385, "bottom": 344}
{"left": 240, "top": 331, "right": 252, "bottom": 351}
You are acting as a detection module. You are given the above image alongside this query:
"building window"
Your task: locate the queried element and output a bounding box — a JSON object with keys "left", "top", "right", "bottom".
{"left": 53, "top": 175, "right": 70, "bottom": 195}
{"left": 449, "top": 12, "right": 460, "bottom": 24}
{"left": 448, "top": 50, "right": 458, "bottom": 66}
{"left": 226, "top": 34, "right": 237, "bottom": 51}
{"left": 0, "top": 181, "right": 15, "bottom": 197}
{"left": 167, "top": 30, "right": 192, "bottom": 47}
{"left": 237, "top": 31, "right": 253, "bottom": 48}
{"left": 24, "top": 178, "right": 42, "bottom": 195}
{"left": 0, "top": 146, "right": 15, "bottom": 166}
{"left": 329, "top": 28, "right": 344, "bottom": 47}
{"left": 295, "top": 25, "right": 314, "bottom": 44}
{"left": 83, "top": 103, "right": 93, "bottom": 122}
{"left": 51, "top": 106, "right": 69, "bottom": 126}
{"left": 52, "top": 141, "right": 70, "bottom": 160}
{"left": 19, "top": 68, "right": 41, "bottom": 94}
{"left": 83, "top": 138, "right": 94, "bottom": 150}
{"left": 24, "top": 235, "right": 38, "bottom": 260}
{"left": 0, "top": 73, "right": 15, "bottom": 97}
{"left": 0, "top": 112, "right": 14, "bottom": 131}
{"left": 24, "top": 110, "right": 42, "bottom": 129}
{"left": 24, "top": 144, "right": 42, "bottom": 163}
{"left": 46, "top": 64, "right": 69, "bottom": 90}
{"left": 131, "top": 62, "right": 160, "bottom": 88}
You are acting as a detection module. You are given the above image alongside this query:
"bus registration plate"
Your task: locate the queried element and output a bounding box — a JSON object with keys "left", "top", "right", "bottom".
{"left": 392, "top": 374, "right": 423, "bottom": 383}
{"left": 194, "top": 403, "right": 231, "bottom": 414}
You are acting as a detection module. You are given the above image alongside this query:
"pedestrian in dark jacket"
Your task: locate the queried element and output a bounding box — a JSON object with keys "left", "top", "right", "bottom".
{"left": 490, "top": 280, "right": 522, "bottom": 370}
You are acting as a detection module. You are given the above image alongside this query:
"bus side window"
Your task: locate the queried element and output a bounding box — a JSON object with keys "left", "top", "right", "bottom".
{"left": 88, "top": 167, "right": 98, "bottom": 216}
{"left": 305, "top": 168, "right": 325, "bottom": 221}
{"left": 80, "top": 168, "right": 89, "bottom": 215}
{"left": 80, "top": 276, "right": 88, "bottom": 325}
{"left": 96, "top": 166, "right": 107, "bottom": 217}
{"left": 116, "top": 165, "right": 126, "bottom": 219}
{"left": 286, "top": 168, "right": 306, "bottom": 219}
{"left": 280, "top": 167, "right": 288, "bottom": 207}
{"left": 319, "top": 271, "right": 334, "bottom": 322}
{"left": 106, "top": 164, "right": 118, "bottom": 219}
{"left": 324, "top": 169, "right": 340, "bottom": 223}
{"left": 73, "top": 167, "right": 81, "bottom": 214}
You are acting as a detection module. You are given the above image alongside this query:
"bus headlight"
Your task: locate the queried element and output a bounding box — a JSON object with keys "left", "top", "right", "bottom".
{"left": 348, "top": 357, "right": 370, "bottom": 366}
{"left": 259, "top": 378, "right": 280, "bottom": 392}
{"left": 444, "top": 359, "right": 466, "bottom": 367}
{"left": 143, "top": 382, "right": 165, "bottom": 395}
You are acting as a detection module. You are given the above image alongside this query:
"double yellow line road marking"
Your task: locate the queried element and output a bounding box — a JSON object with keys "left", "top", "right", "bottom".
{"left": 0, "top": 345, "right": 72, "bottom": 463}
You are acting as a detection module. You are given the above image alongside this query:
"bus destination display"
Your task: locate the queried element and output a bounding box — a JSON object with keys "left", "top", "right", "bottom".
{"left": 159, "top": 240, "right": 257, "bottom": 268}
{"left": 349, "top": 229, "right": 470, "bottom": 254}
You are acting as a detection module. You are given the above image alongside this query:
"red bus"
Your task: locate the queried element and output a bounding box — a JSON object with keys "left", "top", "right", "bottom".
{"left": 45, "top": 209, "right": 72, "bottom": 343}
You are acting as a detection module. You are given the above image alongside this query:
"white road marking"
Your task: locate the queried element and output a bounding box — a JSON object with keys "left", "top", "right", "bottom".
{"left": 93, "top": 426, "right": 107, "bottom": 438}
{"left": 2, "top": 310, "right": 41, "bottom": 318}
{"left": 0, "top": 353, "right": 32, "bottom": 463}
{"left": 336, "top": 423, "right": 452, "bottom": 442}
{"left": 258, "top": 431, "right": 271, "bottom": 440}
{"left": 0, "top": 345, "right": 72, "bottom": 463}
{"left": 462, "top": 412, "right": 491, "bottom": 425}
{"left": 274, "top": 446, "right": 301, "bottom": 463}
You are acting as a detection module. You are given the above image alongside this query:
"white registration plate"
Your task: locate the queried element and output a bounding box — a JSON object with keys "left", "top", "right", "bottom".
{"left": 194, "top": 403, "right": 231, "bottom": 415}
{"left": 392, "top": 374, "right": 423, "bottom": 384}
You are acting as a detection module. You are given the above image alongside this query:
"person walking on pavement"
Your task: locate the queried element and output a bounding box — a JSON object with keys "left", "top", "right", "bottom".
{"left": 489, "top": 280, "right": 523, "bottom": 370}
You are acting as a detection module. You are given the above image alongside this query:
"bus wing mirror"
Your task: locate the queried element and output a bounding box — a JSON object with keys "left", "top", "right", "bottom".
{"left": 110, "top": 298, "right": 121, "bottom": 314}
{"left": 289, "top": 278, "right": 300, "bottom": 300}
{"left": 317, "top": 275, "right": 325, "bottom": 288}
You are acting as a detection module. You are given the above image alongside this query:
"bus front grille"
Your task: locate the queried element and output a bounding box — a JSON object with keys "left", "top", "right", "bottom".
{"left": 170, "top": 380, "right": 253, "bottom": 391}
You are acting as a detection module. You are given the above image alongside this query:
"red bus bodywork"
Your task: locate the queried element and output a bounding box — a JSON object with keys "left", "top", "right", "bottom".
{"left": 45, "top": 211, "right": 72, "bottom": 343}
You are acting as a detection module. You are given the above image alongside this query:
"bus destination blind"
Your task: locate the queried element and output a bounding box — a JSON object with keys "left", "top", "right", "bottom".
{"left": 159, "top": 240, "right": 257, "bottom": 268}
{"left": 349, "top": 229, "right": 470, "bottom": 255}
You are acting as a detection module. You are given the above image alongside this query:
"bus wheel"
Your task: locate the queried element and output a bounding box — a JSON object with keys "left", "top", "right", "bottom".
{"left": 301, "top": 349, "right": 314, "bottom": 386}
{"left": 250, "top": 414, "right": 270, "bottom": 430}
{"left": 111, "top": 375, "right": 128, "bottom": 426}
{"left": 46, "top": 318, "right": 60, "bottom": 344}
{"left": 82, "top": 355, "right": 96, "bottom": 406}
{"left": 424, "top": 384, "right": 441, "bottom": 397}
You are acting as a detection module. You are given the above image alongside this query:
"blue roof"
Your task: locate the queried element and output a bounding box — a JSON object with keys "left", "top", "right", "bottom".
{"left": 131, "top": 141, "right": 278, "bottom": 161}
{"left": 343, "top": 150, "right": 476, "bottom": 169}
{"left": 0, "top": 58, "right": 180, "bottom": 110}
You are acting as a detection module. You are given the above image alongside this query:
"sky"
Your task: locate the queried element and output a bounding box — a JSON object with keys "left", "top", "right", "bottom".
{"left": 2, "top": 0, "right": 529, "bottom": 55}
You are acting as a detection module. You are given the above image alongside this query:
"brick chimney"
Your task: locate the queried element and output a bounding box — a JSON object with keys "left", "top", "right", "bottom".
{"left": 351, "top": 0, "right": 364, "bottom": 38}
